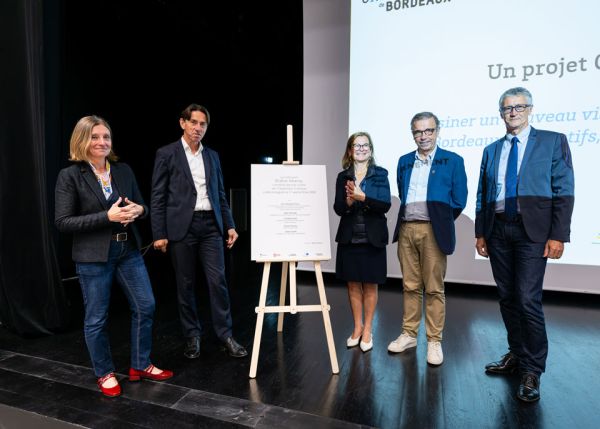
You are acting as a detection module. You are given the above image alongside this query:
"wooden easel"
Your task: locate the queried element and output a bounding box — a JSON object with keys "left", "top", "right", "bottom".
{"left": 248, "top": 125, "right": 339, "bottom": 378}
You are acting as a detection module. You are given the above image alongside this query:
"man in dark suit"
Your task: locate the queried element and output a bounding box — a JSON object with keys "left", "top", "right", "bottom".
{"left": 387, "top": 112, "right": 467, "bottom": 366}
{"left": 476, "top": 87, "right": 575, "bottom": 402}
{"left": 151, "top": 104, "right": 247, "bottom": 359}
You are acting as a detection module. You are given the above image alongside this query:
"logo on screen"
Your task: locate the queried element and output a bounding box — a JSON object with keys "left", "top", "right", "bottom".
{"left": 359, "top": 0, "right": 453, "bottom": 13}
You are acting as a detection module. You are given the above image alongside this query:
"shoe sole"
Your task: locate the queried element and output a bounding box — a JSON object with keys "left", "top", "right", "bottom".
{"left": 517, "top": 394, "right": 540, "bottom": 402}
{"left": 129, "top": 374, "right": 174, "bottom": 382}
{"left": 485, "top": 367, "right": 518, "bottom": 375}
{"left": 221, "top": 347, "right": 248, "bottom": 358}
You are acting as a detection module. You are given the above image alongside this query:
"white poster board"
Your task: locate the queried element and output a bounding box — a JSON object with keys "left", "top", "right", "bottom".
{"left": 251, "top": 164, "right": 331, "bottom": 262}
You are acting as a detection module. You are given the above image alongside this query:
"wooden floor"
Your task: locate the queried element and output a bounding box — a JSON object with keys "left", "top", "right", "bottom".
{"left": 1, "top": 258, "right": 599, "bottom": 428}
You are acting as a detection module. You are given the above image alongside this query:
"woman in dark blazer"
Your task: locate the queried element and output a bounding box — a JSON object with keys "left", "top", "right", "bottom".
{"left": 334, "top": 132, "right": 391, "bottom": 352}
{"left": 55, "top": 115, "right": 172, "bottom": 397}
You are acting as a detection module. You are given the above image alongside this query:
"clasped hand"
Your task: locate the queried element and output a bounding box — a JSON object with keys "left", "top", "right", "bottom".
{"left": 107, "top": 197, "right": 143, "bottom": 226}
{"left": 345, "top": 180, "right": 365, "bottom": 206}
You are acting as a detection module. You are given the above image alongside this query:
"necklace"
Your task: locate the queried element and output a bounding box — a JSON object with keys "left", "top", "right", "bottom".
{"left": 89, "top": 160, "right": 112, "bottom": 199}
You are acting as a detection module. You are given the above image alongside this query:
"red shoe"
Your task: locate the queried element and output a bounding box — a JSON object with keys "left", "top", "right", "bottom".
{"left": 97, "top": 373, "right": 121, "bottom": 397}
{"left": 129, "top": 364, "right": 173, "bottom": 382}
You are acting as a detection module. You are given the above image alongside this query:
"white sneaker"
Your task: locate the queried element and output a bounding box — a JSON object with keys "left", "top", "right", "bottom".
{"left": 387, "top": 333, "right": 417, "bottom": 353}
{"left": 427, "top": 341, "right": 443, "bottom": 365}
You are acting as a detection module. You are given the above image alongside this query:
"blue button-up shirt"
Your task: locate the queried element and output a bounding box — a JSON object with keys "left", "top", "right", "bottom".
{"left": 404, "top": 146, "right": 438, "bottom": 221}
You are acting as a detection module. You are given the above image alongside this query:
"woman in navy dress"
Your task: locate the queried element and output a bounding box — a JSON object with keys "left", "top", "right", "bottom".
{"left": 334, "top": 132, "right": 391, "bottom": 352}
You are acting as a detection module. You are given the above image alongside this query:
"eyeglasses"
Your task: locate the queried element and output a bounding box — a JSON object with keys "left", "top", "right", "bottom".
{"left": 412, "top": 128, "right": 436, "bottom": 138}
{"left": 353, "top": 143, "right": 371, "bottom": 150}
{"left": 500, "top": 104, "right": 531, "bottom": 114}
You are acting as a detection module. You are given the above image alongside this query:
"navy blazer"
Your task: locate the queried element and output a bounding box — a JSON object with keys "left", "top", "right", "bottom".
{"left": 475, "top": 127, "right": 575, "bottom": 243}
{"left": 151, "top": 140, "right": 235, "bottom": 242}
{"left": 55, "top": 162, "right": 148, "bottom": 263}
{"left": 392, "top": 147, "right": 468, "bottom": 255}
{"left": 334, "top": 165, "right": 391, "bottom": 248}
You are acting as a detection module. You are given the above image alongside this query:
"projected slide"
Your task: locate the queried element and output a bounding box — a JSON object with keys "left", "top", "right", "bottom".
{"left": 349, "top": 0, "right": 599, "bottom": 266}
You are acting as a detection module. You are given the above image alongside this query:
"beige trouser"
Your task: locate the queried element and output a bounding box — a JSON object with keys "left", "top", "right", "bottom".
{"left": 397, "top": 221, "right": 447, "bottom": 342}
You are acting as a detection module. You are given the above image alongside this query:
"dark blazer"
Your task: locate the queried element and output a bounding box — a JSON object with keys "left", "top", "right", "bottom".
{"left": 55, "top": 162, "right": 148, "bottom": 263}
{"left": 151, "top": 140, "right": 235, "bottom": 241}
{"left": 475, "top": 127, "right": 575, "bottom": 243}
{"left": 392, "top": 147, "right": 467, "bottom": 255}
{"left": 334, "top": 165, "right": 391, "bottom": 248}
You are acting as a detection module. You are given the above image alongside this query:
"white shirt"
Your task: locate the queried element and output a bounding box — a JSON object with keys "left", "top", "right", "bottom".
{"left": 181, "top": 138, "right": 213, "bottom": 211}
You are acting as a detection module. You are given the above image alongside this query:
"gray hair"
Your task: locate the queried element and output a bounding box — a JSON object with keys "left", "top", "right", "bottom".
{"left": 410, "top": 111, "right": 440, "bottom": 130}
{"left": 498, "top": 87, "right": 533, "bottom": 110}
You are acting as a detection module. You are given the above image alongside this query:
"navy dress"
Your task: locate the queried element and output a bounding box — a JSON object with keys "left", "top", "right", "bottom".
{"left": 333, "top": 165, "right": 391, "bottom": 284}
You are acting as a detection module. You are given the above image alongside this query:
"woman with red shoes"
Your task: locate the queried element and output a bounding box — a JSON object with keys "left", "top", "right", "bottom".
{"left": 55, "top": 115, "right": 173, "bottom": 397}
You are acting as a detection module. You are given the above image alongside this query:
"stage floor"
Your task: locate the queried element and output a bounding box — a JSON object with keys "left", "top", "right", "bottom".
{"left": 1, "top": 266, "right": 599, "bottom": 428}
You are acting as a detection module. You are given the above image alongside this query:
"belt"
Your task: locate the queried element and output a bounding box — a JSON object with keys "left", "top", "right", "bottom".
{"left": 194, "top": 210, "right": 214, "bottom": 217}
{"left": 111, "top": 232, "right": 128, "bottom": 241}
{"left": 401, "top": 220, "right": 431, "bottom": 224}
{"left": 495, "top": 212, "right": 522, "bottom": 223}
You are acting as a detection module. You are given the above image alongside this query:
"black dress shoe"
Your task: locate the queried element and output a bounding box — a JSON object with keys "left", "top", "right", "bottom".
{"left": 517, "top": 373, "right": 540, "bottom": 402}
{"left": 184, "top": 336, "right": 201, "bottom": 359}
{"left": 223, "top": 337, "right": 248, "bottom": 358}
{"left": 485, "top": 353, "right": 519, "bottom": 374}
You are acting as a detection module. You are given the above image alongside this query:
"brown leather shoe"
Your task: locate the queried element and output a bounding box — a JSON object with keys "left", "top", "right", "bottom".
{"left": 485, "top": 353, "right": 519, "bottom": 374}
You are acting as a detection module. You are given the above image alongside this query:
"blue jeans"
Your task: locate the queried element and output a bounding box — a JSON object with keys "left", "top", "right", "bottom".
{"left": 76, "top": 241, "right": 155, "bottom": 377}
{"left": 487, "top": 217, "right": 548, "bottom": 376}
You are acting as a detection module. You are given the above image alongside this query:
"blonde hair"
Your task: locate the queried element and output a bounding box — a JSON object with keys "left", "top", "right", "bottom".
{"left": 69, "top": 115, "right": 118, "bottom": 162}
{"left": 341, "top": 131, "right": 375, "bottom": 170}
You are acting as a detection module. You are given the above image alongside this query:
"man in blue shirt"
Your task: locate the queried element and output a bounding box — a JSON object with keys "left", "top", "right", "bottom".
{"left": 475, "top": 87, "right": 575, "bottom": 402}
{"left": 388, "top": 112, "right": 467, "bottom": 366}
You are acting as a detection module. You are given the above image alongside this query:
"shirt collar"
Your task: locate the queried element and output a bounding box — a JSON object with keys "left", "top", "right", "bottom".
{"left": 414, "top": 145, "right": 437, "bottom": 163}
{"left": 505, "top": 125, "right": 531, "bottom": 144}
{"left": 181, "top": 137, "right": 203, "bottom": 154}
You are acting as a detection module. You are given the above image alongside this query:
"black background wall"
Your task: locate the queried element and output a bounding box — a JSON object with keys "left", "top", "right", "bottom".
{"left": 55, "top": 0, "right": 304, "bottom": 275}
{"left": 1, "top": 0, "right": 303, "bottom": 335}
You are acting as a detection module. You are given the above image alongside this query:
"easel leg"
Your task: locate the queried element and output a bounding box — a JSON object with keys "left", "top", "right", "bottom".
{"left": 289, "top": 261, "right": 297, "bottom": 314}
{"left": 314, "top": 261, "right": 339, "bottom": 374}
{"left": 249, "top": 262, "right": 271, "bottom": 378}
{"left": 277, "top": 262, "right": 289, "bottom": 332}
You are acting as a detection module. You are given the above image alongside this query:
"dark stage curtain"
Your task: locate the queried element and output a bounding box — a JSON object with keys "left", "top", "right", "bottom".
{"left": 0, "top": 0, "right": 69, "bottom": 335}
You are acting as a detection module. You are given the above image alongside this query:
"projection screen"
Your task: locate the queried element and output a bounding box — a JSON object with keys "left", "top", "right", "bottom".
{"left": 302, "top": 0, "right": 600, "bottom": 293}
